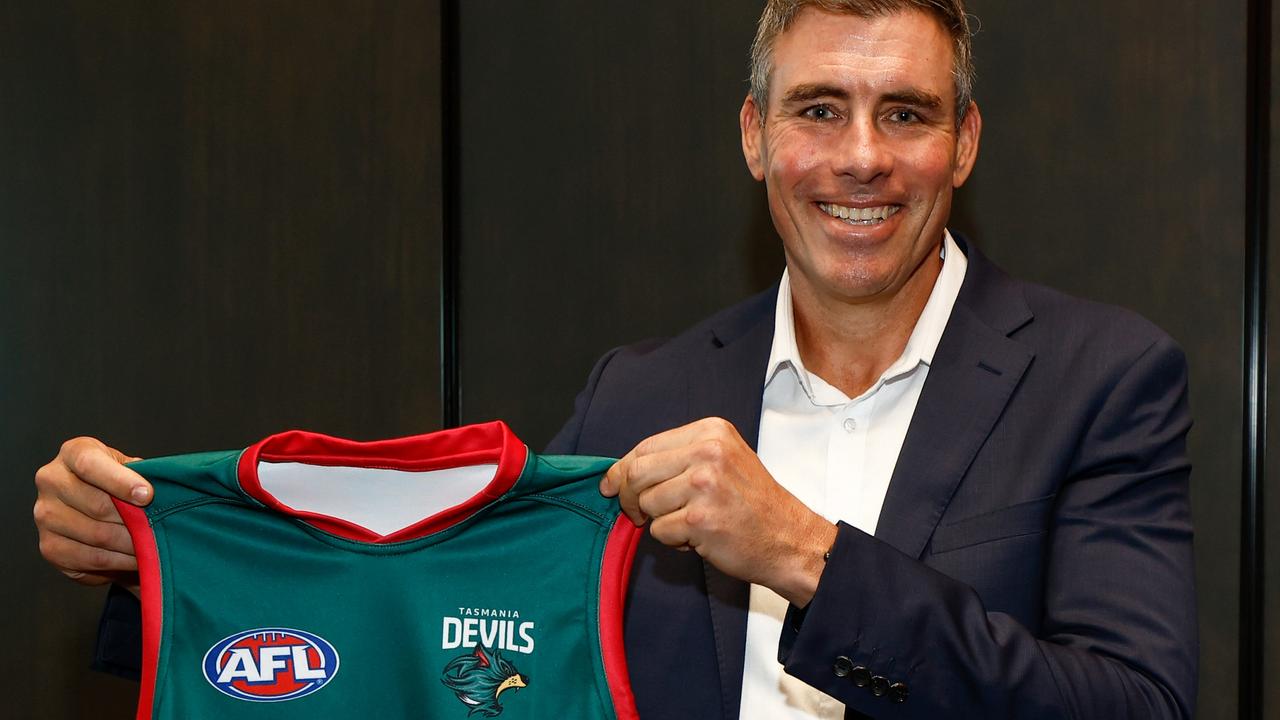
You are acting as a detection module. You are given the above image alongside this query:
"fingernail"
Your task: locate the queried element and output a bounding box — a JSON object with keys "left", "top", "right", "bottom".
{"left": 131, "top": 486, "right": 151, "bottom": 504}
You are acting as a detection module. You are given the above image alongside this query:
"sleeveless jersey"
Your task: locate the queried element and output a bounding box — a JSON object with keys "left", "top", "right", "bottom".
{"left": 113, "top": 421, "right": 641, "bottom": 719}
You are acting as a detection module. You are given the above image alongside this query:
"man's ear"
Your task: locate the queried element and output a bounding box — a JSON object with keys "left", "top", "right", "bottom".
{"left": 740, "top": 94, "right": 766, "bottom": 181}
{"left": 952, "top": 101, "right": 982, "bottom": 187}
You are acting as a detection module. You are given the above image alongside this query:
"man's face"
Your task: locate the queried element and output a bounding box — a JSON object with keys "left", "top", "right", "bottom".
{"left": 741, "top": 8, "right": 981, "bottom": 307}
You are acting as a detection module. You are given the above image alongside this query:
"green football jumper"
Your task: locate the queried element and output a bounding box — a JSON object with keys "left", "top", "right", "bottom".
{"left": 114, "top": 421, "right": 640, "bottom": 719}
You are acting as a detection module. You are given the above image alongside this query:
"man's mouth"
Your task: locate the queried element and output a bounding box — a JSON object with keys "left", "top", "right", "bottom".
{"left": 817, "top": 202, "right": 901, "bottom": 225}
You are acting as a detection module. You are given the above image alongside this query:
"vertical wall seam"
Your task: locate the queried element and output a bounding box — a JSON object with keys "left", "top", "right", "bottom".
{"left": 441, "top": 0, "right": 461, "bottom": 428}
{"left": 1242, "top": 0, "right": 1269, "bottom": 718}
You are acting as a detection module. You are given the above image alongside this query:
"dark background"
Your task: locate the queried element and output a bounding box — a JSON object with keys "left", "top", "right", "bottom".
{"left": 0, "top": 1, "right": 1258, "bottom": 718}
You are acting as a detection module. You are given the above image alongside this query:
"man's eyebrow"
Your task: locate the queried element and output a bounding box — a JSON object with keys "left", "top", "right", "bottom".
{"left": 778, "top": 85, "right": 946, "bottom": 111}
{"left": 882, "top": 89, "right": 944, "bottom": 109}
{"left": 780, "top": 84, "right": 849, "bottom": 104}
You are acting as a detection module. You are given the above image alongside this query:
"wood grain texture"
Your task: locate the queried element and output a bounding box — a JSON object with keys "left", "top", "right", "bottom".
{"left": 0, "top": 2, "right": 442, "bottom": 717}
{"left": 456, "top": 1, "right": 780, "bottom": 448}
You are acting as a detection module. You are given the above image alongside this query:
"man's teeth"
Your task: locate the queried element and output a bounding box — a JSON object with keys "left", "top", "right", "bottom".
{"left": 819, "top": 203, "right": 901, "bottom": 224}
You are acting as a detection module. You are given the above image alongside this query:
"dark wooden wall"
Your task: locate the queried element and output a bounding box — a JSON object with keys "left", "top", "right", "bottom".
{"left": 1, "top": 2, "right": 442, "bottom": 717}
{"left": 455, "top": 1, "right": 779, "bottom": 447}
{"left": 0, "top": 1, "right": 1259, "bottom": 718}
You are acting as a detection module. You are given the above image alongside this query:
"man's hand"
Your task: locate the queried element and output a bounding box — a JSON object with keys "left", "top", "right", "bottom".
{"left": 33, "top": 437, "right": 150, "bottom": 596}
{"left": 600, "top": 417, "right": 837, "bottom": 607}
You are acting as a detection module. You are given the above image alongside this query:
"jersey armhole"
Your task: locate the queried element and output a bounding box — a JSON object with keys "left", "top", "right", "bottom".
{"left": 599, "top": 514, "right": 642, "bottom": 720}
{"left": 114, "top": 499, "right": 163, "bottom": 720}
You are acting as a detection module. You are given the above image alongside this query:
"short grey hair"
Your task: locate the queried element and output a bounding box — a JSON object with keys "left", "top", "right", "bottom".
{"left": 749, "top": 0, "right": 976, "bottom": 125}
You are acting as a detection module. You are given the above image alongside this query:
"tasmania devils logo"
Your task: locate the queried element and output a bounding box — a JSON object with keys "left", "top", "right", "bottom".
{"left": 440, "top": 645, "right": 528, "bottom": 717}
{"left": 202, "top": 628, "right": 340, "bottom": 702}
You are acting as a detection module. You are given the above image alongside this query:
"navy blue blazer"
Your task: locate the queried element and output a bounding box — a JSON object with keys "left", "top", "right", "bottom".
{"left": 545, "top": 237, "right": 1197, "bottom": 719}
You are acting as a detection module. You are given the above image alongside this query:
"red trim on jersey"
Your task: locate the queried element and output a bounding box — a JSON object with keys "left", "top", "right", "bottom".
{"left": 237, "top": 420, "right": 528, "bottom": 543}
{"left": 599, "top": 513, "right": 642, "bottom": 720}
{"left": 113, "top": 498, "right": 162, "bottom": 720}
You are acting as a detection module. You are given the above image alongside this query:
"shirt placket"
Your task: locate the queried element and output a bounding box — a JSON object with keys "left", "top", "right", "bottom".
{"left": 826, "top": 396, "right": 873, "bottom": 532}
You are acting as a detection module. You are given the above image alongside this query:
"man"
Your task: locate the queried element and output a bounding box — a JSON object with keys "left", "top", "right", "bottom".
{"left": 35, "top": 1, "right": 1196, "bottom": 718}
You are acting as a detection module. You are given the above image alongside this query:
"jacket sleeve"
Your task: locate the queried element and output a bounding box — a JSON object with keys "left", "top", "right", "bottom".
{"left": 779, "top": 335, "right": 1197, "bottom": 719}
{"left": 91, "top": 584, "right": 143, "bottom": 680}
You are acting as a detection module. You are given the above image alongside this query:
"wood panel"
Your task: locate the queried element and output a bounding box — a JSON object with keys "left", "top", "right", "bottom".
{"left": 455, "top": 0, "right": 780, "bottom": 447}
{"left": 0, "top": 2, "right": 442, "bottom": 717}
{"left": 1266, "top": 2, "right": 1280, "bottom": 717}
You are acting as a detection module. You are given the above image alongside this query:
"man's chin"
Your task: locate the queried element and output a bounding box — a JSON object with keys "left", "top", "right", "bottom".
{"left": 806, "top": 257, "right": 940, "bottom": 307}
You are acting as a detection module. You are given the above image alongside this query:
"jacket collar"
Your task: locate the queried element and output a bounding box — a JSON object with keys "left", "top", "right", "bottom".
{"left": 875, "top": 234, "right": 1035, "bottom": 558}
{"left": 687, "top": 285, "right": 774, "bottom": 720}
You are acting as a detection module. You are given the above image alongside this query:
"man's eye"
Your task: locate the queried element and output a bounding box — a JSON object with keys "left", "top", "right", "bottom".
{"left": 803, "top": 105, "right": 837, "bottom": 120}
{"left": 889, "top": 109, "right": 921, "bottom": 123}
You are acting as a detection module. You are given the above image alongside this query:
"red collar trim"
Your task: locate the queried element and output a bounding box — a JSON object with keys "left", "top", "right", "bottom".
{"left": 237, "top": 421, "right": 528, "bottom": 543}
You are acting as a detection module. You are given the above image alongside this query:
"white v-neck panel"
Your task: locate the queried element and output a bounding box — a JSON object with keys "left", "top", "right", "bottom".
{"left": 256, "top": 462, "right": 499, "bottom": 536}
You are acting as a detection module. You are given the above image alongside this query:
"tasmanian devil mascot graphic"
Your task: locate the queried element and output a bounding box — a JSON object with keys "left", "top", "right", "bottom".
{"left": 440, "top": 645, "right": 528, "bottom": 716}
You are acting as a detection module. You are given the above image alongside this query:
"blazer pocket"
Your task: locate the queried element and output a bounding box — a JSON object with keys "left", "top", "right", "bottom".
{"left": 929, "top": 494, "right": 1056, "bottom": 554}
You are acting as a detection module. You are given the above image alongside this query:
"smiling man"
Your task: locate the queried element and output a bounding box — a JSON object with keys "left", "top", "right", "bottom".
{"left": 552, "top": 1, "right": 1196, "bottom": 718}
{"left": 37, "top": 1, "right": 1196, "bottom": 718}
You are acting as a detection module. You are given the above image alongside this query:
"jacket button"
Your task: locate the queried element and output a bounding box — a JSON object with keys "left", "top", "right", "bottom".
{"left": 870, "top": 675, "right": 890, "bottom": 697}
{"left": 850, "top": 665, "right": 872, "bottom": 688}
{"left": 889, "top": 682, "right": 909, "bottom": 703}
{"left": 833, "top": 656, "right": 854, "bottom": 678}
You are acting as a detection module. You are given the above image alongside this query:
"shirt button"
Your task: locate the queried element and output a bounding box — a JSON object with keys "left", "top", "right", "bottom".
{"left": 842, "top": 417, "right": 857, "bottom": 433}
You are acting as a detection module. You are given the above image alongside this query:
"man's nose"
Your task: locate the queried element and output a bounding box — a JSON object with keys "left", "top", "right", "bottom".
{"left": 832, "top": 118, "right": 893, "bottom": 183}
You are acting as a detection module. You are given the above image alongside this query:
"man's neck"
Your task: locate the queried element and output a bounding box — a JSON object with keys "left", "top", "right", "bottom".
{"left": 789, "top": 249, "right": 943, "bottom": 398}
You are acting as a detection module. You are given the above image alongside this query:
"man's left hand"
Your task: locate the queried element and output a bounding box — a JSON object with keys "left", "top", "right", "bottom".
{"left": 600, "top": 417, "right": 838, "bottom": 606}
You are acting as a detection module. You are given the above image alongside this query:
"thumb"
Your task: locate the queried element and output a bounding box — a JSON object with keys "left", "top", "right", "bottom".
{"left": 599, "top": 464, "right": 621, "bottom": 497}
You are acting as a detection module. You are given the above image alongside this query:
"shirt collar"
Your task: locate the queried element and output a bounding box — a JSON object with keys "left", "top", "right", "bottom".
{"left": 764, "top": 230, "right": 968, "bottom": 401}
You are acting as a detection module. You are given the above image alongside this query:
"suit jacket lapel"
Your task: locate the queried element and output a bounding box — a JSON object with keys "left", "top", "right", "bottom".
{"left": 675, "top": 244, "right": 1034, "bottom": 715}
{"left": 687, "top": 287, "right": 775, "bottom": 720}
{"left": 876, "top": 241, "right": 1035, "bottom": 558}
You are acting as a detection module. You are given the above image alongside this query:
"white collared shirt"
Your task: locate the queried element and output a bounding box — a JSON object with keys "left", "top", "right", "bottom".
{"left": 739, "top": 232, "right": 968, "bottom": 719}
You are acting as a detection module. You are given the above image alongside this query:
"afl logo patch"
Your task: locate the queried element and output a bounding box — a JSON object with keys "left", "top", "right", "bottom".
{"left": 202, "top": 628, "right": 339, "bottom": 702}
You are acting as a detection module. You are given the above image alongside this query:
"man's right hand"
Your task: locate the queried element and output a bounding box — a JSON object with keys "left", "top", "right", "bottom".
{"left": 33, "top": 437, "right": 151, "bottom": 596}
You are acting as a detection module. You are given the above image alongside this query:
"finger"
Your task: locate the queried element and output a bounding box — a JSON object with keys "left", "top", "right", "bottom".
{"left": 601, "top": 450, "right": 648, "bottom": 498}
{"left": 629, "top": 417, "right": 738, "bottom": 459}
{"left": 57, "top": 568, "right": 115, "bottom": 587}
{"left": 600, "top": 419, "right": 724, "bottom": 496}
{"left": 61, "top": 438, "right": 152, "bottom": 505}
{"left": 648, "top": 507, "right": 695, "bottom": 551}
{"left": 635, "top": 466, "right": 699, "bottom": 520}
{"left": 47, "top": 469, "right": 126, "bottom": 525}
{"left": 610, "top": 446, "right": 695, "bottom": 501}
{"left": 35, "top": 459, "right": 123, "bottom": 525}
{"left": 599, "top": 463, "right": 622, "bottom": 498}
{"left": 38, "top": 532, "right": 139, "bottom": 576}
{"left": 606, "top": 447, "right": 700, "bottom": 526}
{"left": 34, "top": 498, "right": 136, "bottom": 556}
{"left": 610, "top": 462, "right": 649, "bottom": 527}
